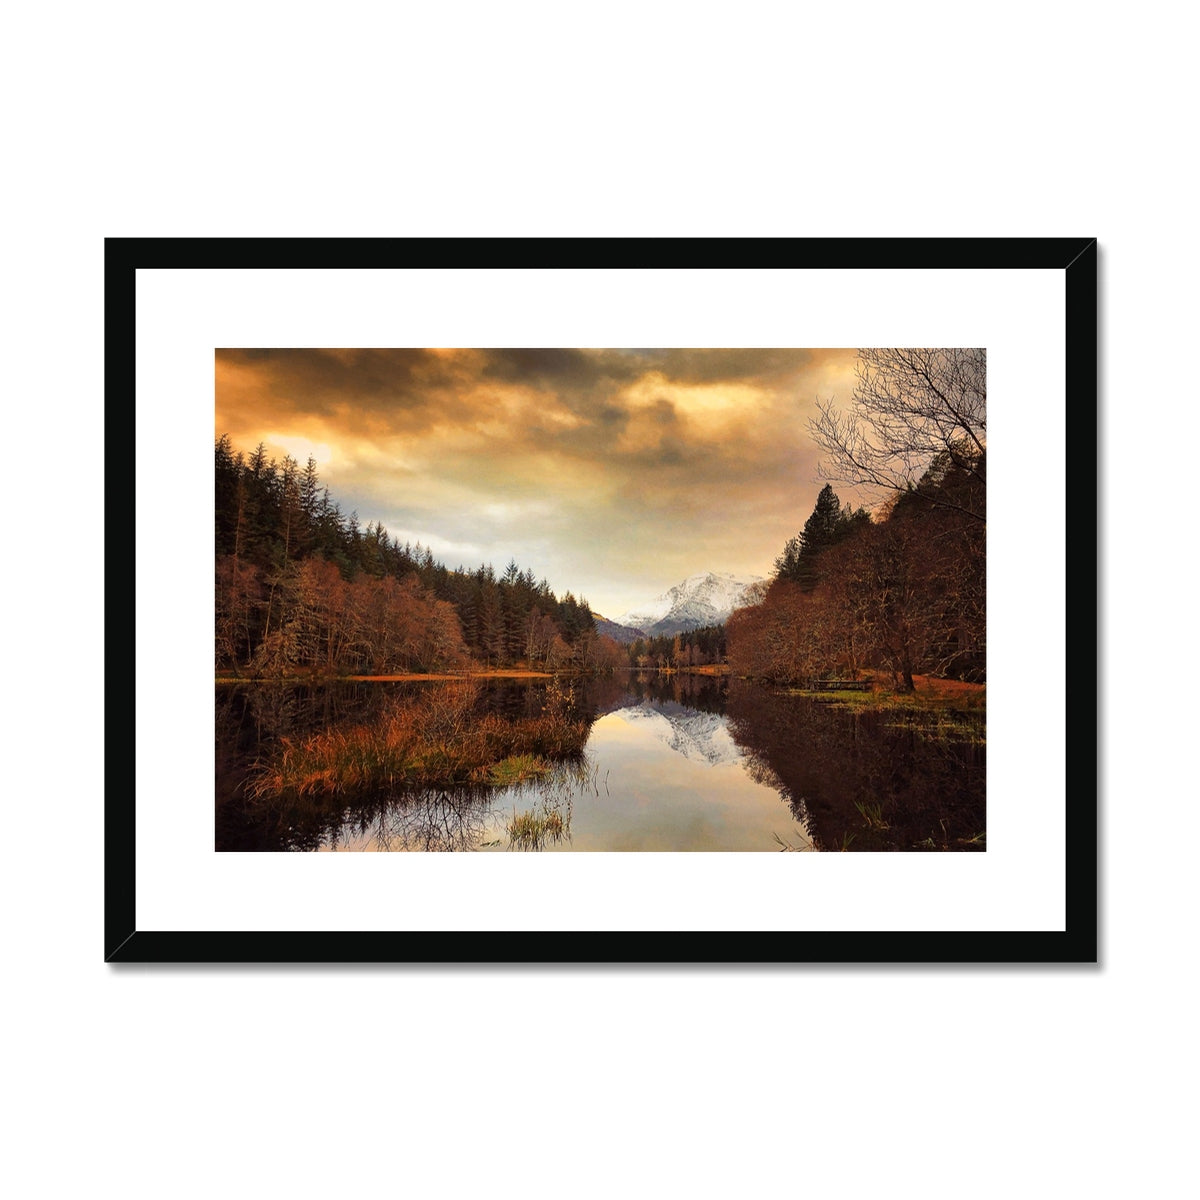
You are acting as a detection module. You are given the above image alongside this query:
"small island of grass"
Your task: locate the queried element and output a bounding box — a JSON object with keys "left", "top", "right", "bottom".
{"left": 249, "top": 680, "right": 588, "bottom": 800}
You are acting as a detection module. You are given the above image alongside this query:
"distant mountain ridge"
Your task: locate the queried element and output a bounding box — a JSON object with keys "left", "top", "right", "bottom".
{"left": 615, "top": 571, "right": 765, "bottom": 638}
{"left": 592, "top": 614, "right": 648, "bottom": 644}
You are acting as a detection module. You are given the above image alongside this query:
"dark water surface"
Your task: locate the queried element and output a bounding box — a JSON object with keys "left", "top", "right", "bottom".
{"left": 216, "top": 674, "right": 984, "bottom": 852}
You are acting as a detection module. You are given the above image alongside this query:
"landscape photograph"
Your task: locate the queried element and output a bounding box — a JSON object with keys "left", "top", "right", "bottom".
{"left": 215, "top": 347, "right": 985, "bottom": 852}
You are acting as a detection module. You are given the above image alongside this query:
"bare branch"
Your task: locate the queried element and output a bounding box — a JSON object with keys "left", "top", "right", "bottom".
{"left": 809, "top": 348, "right": 986, "bottom": 522}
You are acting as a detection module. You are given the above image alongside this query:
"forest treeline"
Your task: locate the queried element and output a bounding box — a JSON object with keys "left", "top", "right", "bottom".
{"left": 215, "top": 435, "right": 623, "bottom": 676}
{"left": 216, "top": 428, "right": 983, "bottom": 684}
{"left": 626, "top": 625, "right": 727, "bottom": 670}
{"left": 726, "top": 446, "right": 986, "bottom": 689}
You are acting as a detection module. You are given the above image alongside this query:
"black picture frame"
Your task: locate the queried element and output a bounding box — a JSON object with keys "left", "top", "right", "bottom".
{"left": 106, "top": 237, "right": 1097, "bottom": 964}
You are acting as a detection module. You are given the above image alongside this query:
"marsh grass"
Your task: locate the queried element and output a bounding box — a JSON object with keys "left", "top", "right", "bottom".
{"left": 917, "top": 829, "right": 986, "bottom": 850}
{"left": 853, "top": 799, "right": 889, "bottom": 830}
{"left": 886, "top": 713, "right": 986, "bottom": 743}
{"left": 785, "top": 681, "right": 986, "bottom": 744}
{"left": 249, "top": 681, "right": 589, "bottom": 800}
{"left": 772, "top": 830, "right": 815, "bottom": 852}
{"left": 507, "top": 807, "right": 567, "bottom": 850}
{"left": 483, "top": 754, "right": 553, "bottom": 786}
{"left": 502, "top": 753, "right": 592, "bottom": 850}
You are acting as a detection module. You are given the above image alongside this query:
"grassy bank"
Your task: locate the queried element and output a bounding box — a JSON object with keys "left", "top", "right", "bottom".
{"left": 781, "top": 674, "right": 986, "bottom": 743}
{"left": 249, "top": 681, "right": 588, "bottom": 799}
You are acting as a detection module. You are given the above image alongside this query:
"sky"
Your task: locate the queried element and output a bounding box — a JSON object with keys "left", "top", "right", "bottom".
{"left": 214, "top": 347, "right": 863, "bottom": 619}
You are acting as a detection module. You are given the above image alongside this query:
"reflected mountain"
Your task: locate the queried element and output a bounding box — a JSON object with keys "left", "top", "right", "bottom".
{"left": 611, "top": 701, "right": 743, "bottom": 767}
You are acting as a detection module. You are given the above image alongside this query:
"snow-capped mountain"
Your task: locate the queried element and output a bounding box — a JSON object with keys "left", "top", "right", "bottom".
{"left": 615, "top": 571, "right": 765, "bottom": 637}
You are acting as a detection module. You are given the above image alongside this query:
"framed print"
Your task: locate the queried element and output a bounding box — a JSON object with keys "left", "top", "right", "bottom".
{"left": 106, "top": 238, "right": 1097, "bottom": 963}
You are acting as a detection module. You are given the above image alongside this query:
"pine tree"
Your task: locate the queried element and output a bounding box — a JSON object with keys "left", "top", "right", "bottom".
{"left": 799, "top": 484, "right": 844, "bottom": 560}
{"left": 773, "top": 534, "right": 802, "bottom": 582}
{"left": 775, "top": 485, "right": 871, "bottom": 590}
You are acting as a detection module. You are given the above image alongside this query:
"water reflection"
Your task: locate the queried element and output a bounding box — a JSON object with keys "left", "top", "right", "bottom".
{"left": 724, "top": 678, "right": 985, "bottom": 851}
{"left": 217, "top": 672, "right": 983, "bottom": 852}
{"left": 611, "top": 701, "right": 741, "bottom": 766}
{"left": 343, "top": 788, "right": 496, "bottom": 852}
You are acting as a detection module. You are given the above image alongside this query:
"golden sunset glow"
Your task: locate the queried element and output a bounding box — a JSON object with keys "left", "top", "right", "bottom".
{"left": 215, "top": 347, "right": 862, "bottom": 616}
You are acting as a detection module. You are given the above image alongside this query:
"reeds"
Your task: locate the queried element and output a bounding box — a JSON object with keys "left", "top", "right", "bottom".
{"left": 506, "top": 808, "right": 567, "bottom": 850}
{"left": 249, "top": 682, "right": 589, "bottom": 799}
{"left": 853, "top": 799, "right": 889, "bottom": 830}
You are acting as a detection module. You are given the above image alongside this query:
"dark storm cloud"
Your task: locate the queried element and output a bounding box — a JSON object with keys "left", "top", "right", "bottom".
{"left": 653, "top": 347, "right": 818, "bottom": 384}
{"left": 216, "top": 348, "right": 480, "bottom": 434}
{"left": 478, "top": 347, "right": 817, "bottom": 391}
{"left": 480, "top": 348, "right": 637, "bottom": 385}
{"left": 216, "top": 348, "right": 829, "bottom": 450}
{"left": 479, "top": 349, "right": 648, "bottom": 428}
{"left": 219, "top": 347, "right": 430, "bottom": 397}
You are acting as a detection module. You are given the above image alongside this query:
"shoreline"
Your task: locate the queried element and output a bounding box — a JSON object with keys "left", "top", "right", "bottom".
{"left": 215, "top": 664, "right": 735, "bottom": 684}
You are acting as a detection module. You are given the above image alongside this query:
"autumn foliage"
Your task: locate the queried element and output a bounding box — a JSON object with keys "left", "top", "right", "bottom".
{"left": 728, "top": 458, "right": 985, "bottom": 689}
{"left": 249, "top": 681, "right": 590, "bottom": 797}
{"left": 215, "top": 434, "right": 609, "bottom": 676}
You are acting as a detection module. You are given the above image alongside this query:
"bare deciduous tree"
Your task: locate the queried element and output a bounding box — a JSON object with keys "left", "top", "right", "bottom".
{"left": 809, "top": 348, "right": 986, "bottom": 522}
